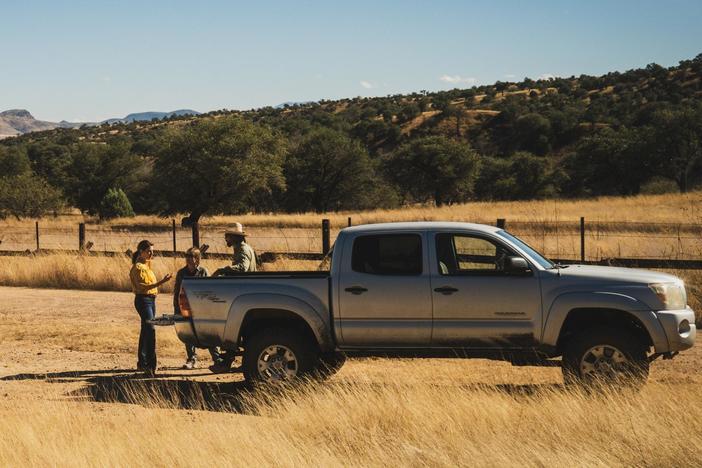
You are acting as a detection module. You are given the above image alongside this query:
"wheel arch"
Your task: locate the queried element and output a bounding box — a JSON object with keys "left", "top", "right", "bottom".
{"left": 223, "top": 293, "right": 333, "bottom": 352}
{"left": 542, "top": 292, "right": 669, "bottom": 353}
{"left": 555, "top": 308, "right": 653, "bottom": 354}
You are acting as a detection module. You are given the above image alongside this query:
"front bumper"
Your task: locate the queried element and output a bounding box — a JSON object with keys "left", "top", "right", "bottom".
{"left": 657, "top": 307, "right": 696, "bottom": 352}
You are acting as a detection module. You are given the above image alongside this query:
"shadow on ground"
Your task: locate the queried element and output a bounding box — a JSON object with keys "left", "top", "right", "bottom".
{"left": 1, "top": 369, "right": 567, "bottom": 414}
{"left": 1, "top": 369, "right": 253, "bottom": 413}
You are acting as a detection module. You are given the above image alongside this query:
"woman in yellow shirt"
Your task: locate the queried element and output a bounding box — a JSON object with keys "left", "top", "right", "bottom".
{"left": 129, "top": 240, "right": 172, "bottom": 375}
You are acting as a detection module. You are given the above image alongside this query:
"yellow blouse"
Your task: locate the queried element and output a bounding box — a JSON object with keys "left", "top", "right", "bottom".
{"left": 130, "top": 261, "right": 158, "bottom": 295}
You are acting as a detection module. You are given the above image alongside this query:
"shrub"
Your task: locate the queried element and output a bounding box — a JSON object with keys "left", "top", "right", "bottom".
{"left": 99, "top": 188, "right": 135, "bottom": 219}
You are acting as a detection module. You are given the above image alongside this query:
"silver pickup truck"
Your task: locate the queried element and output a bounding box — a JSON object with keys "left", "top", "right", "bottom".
{"left": 174, "top": 222, "right": 696, "bottom": 386}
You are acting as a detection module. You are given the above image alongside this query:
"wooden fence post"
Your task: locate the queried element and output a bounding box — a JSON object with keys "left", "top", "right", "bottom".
{"left": 348, "top": 217, "right": 352, "bottom": 227}
{"left": 78, "top": 223, "right": 85, "bottom": 251}
{"left": 322, "top": 219, "right": 330, "bottom": 255}
{"left": 192, "top": 221, "right": 200, "bottom": 248}
{"left": 35, "top": 221, "right": 40, "bottom": 251}
{"left": 580, "top": 217, "right": 585, "bottom": 262}
{"left": 496, "top": 218, "right": 506, "bottom": 230}
{"left": 172, "top": 219, "right": 177, "bottom": 253}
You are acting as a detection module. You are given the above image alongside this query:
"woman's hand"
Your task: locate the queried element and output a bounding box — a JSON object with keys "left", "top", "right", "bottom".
{"left": 162, "top": 273, "right": 173, "bottom": 283}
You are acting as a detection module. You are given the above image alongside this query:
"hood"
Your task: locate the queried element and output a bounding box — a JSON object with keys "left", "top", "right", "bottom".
{"left": 557, "top": 265, "right": 682, "bottom": 285}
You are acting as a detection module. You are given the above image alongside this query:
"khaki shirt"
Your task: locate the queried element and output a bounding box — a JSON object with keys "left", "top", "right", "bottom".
{"left": 232, "top": 241, "right": 257, "bottom": 272}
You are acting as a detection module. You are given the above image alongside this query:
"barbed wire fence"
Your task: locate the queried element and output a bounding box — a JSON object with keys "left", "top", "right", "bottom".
{"left": 0, "top": 218, "right": 701, "bottom": 268}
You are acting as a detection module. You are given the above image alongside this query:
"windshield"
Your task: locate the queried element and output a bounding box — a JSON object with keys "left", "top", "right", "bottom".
{"left": 496, "top": 230, "right": 554, "bottom": 269}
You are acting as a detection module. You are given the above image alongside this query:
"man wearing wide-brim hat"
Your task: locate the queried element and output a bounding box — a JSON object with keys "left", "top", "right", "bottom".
{"left": 213, "top": 222, "right": 257, "bottom": 276}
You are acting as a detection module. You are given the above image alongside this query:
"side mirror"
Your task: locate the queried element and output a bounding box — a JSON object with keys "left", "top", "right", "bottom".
{"left": 504, "top": 256, "right": 531, "bottom": 274}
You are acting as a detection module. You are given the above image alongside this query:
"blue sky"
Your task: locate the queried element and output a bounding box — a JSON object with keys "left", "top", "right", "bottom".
{"left": 2, "top": 0, "right": 701, "bottom": 122}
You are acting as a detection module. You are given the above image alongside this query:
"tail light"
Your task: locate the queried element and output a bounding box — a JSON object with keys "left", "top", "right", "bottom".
{"left": 179, "top": 287, "right": 192, "bottom": 318}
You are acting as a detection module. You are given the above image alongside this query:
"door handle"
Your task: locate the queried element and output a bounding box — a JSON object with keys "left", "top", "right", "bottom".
{"left": 345, "top": 286, "right": 368, "bottom": 295}
{"left": 434, "top": 286, "right": 458, "bottom": 295}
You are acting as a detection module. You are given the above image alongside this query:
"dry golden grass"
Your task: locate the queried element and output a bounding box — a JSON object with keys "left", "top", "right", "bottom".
{"left": 1, "top": 191, "right": 701, "bottom": 230}
{"left": 1, "top": 191, "right": 700, "bottom": 261}
{"left": 0, "top": 254, "right": 699, "bottom": 323}
{"left": 1, "top": 286, "right": 701, "bottom": 466}
{"left": 2, "top": 380, "right": 702, "bottom": 466}
{"left": 0, "top": 254, "right": 319, "bottom": 294}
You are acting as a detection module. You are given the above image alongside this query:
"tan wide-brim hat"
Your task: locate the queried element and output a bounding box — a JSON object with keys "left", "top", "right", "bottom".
{"left": 224, "top": 222, "right": 246, "bottom": 237}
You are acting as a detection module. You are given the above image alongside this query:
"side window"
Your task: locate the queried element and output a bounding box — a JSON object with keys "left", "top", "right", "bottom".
{"left": 352, "top": 234, "right": 422, "bottom": 275}
{"left": 436, "top": 233, "right": 512, "bottom": 275}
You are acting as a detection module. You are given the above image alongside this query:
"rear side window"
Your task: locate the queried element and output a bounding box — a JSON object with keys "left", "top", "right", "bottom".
{"left": 352, "top": 234, "right": 422, "bottom": 275}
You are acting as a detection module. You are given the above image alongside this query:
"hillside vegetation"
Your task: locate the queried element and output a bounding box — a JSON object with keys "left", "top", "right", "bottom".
{"left": 1, "top": 54, "right": 701, "bottom": 221}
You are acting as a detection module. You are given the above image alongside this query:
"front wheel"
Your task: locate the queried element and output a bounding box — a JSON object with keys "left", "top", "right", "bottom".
{"left": 562, "top": 328, "right": 649, "bottom": 389}
{"left": 242, "top": 328, "right": 319, "bottom": 384}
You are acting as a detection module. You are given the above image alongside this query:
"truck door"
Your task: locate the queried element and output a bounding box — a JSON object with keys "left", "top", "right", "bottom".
{"left": 338, "top": 232, "right": 432, "bottom": 347}
{"left": 430, "top": 232, "right": 542, "bottom": 348}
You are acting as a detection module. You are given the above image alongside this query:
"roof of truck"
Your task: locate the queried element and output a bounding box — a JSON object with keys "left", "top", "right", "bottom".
{"left": 341, "top": 221, "right": 502, "bottom": 234}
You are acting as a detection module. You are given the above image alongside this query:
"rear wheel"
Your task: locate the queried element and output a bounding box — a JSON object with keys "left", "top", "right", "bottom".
{"left": 242, "top": 328, "right": 319, "bottom": 384}
{"left": 562, "top": 327, "right": 649, "bottom": 389}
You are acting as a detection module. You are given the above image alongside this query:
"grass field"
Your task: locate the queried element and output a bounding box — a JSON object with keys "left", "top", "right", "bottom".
{"left": 1, "top": 192, "right": 702, "bottom": 465}
{"left": 1, "top": 191, "right": 701, "bottom": 259}
{"left": 1, "top": 287, "right": 701, "bottom": 466}
{"left": 3, "top": 191, "right": 702, "bottom": 229}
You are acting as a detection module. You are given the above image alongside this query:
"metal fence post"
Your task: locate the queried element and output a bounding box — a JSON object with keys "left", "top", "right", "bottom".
{"left": 322, "top": 219, "right": 330, "bottom": 255}
{"left": 496, "top": 218, "right": 506, "bottom": 230}
{"left": 172, "top": 219, "right": 177, "bottom": 253}
{"left": 580, "top": 217, "right": 585, "bottom": 262}
{"left": 35, "top": 221, "right": 40, "bottom": 251}
{"left": 78, "top": 223, "right": 85, "bottom": 251}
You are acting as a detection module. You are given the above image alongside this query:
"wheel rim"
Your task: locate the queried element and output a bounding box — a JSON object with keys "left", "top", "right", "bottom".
{"left": 579, "top": 344, "right": 630, "bottom": 380}
{"left": 257, "top": 345, "right": 298, "bottom": 382}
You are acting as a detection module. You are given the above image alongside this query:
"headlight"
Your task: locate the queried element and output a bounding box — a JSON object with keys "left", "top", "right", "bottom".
{"left": 649, "top": 282, "right": 687, "bottom": 310}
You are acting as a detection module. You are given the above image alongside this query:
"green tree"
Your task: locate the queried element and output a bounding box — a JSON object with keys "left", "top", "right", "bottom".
{"left": 565, "top": 127, "right": 653, "bottom": 196}
{"left": 385, "top": 136, "right": 480, "bottom": 206}
{"left": 155, "top": 115, "right": 286, "bottom": 223}
{"left": 648, "top": 105, "right": 702, "bottom": 192}
{"left": 0, "top": 144, "right": 31, "bottom": 177}
{"left": 475, "top": 153, "right": 563, "bottom": 200}
{"left": 443, "top": 104, "right": 465, "bottom": 139}
{"left": 99, "top": 188, "right": 135, "bottom": 219}
{"left": 283, "top": 128, "right": 388, "bottom": 212}
{"left": 64, "top": 140, "right": 145, "bottom": 215}
{"left": 513, "top": 113, "right": 552, "bottom": 155}
{"left": 0, "top": 173, "right": 64, "bottom": 219}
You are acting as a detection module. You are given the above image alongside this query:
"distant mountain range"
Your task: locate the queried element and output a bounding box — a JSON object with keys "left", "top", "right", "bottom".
{"left": 0, "top": 108, "right": 200, "bottom": 139}
{"left": 102, "top": 109, "right": 200, "bottom": 124}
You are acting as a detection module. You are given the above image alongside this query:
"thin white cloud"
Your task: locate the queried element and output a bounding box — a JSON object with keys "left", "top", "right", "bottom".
{"left": 538, "top": 73, "right": 556, "bottom": 81}
{"left": 439, "top": 75, "right": 477, "bottom": 85}
{"left": 504, "top": 74, "right": 516, "bottom": 79}
{"left": 360, "top": 80, "right": 374, "bottom": 89}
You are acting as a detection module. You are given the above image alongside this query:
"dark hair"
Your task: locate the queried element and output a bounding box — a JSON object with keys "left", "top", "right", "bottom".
{"left": 132, "top": 239, "right": 154, "bottom": 264}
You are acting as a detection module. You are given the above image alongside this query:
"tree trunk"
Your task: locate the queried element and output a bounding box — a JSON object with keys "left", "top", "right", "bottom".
{"left": 678, "top": 170, "right": 688, "bottom": 193}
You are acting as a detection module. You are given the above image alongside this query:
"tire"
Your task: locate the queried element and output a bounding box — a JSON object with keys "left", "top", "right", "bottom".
{"left": 242, "top": 327, "right": 319, "bottom": 384}
{"left": 562, "top": 327, "right": 649, "bottom": 389}
{"left": 317, "top": 352, "right": 347, "bottom": 379}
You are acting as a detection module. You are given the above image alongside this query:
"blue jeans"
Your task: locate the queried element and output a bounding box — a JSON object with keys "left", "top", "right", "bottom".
{"left": 134, "top": 295, "right": 157, "bottom": 371}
